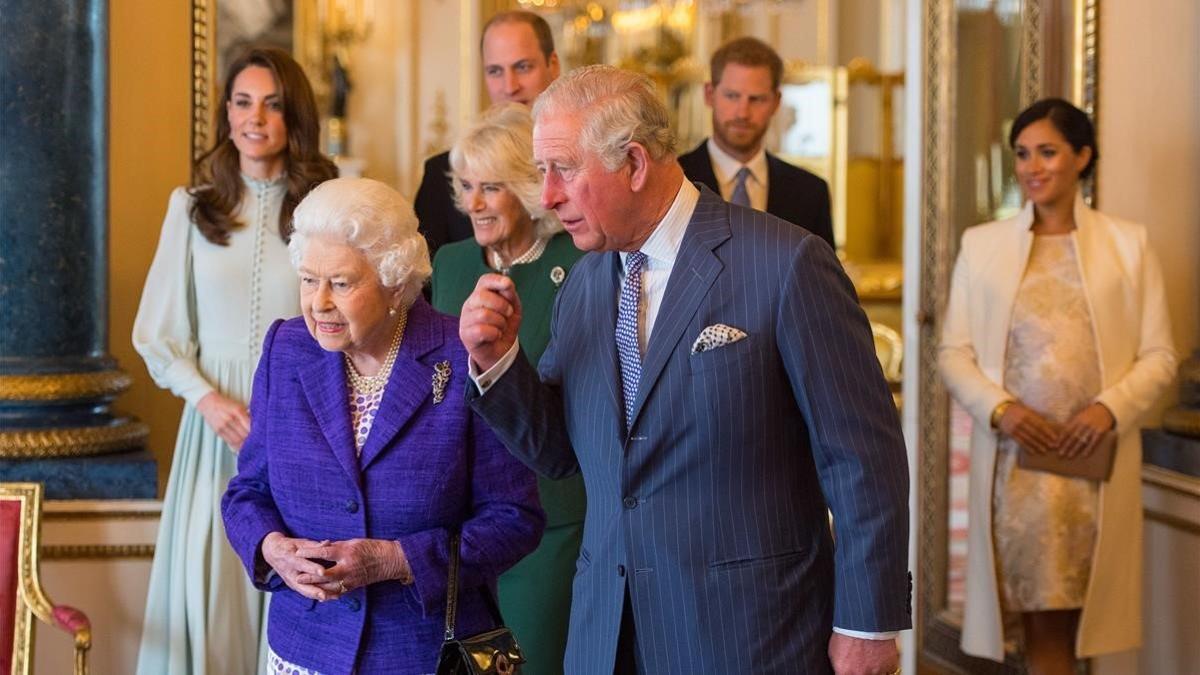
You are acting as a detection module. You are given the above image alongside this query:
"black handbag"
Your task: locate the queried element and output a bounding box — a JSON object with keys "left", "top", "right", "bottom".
{"left": 435, "top": 532, "right": 526, "bottom": 675}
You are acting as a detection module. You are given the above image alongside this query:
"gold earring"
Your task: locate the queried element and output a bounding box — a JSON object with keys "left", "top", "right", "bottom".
{"left": 389, "top": 307, "right": 397, "bottom": 316}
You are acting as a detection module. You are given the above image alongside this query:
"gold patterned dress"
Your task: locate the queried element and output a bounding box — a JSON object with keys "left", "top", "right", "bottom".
{"left": 992, "top": 234, "right": 1101, "bottom": 612}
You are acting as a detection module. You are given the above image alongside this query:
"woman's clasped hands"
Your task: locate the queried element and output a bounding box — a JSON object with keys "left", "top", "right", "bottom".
{"left": 997, "top": 401, "right": 1114, "bottom": 458}
{"left": 261, "top": 532, "right": 413, "bottom": 601}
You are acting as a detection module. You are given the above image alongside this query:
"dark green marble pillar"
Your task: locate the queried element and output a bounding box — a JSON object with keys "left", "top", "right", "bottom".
{"left": 0, "top": 0, "right": 153, "bottom": 496}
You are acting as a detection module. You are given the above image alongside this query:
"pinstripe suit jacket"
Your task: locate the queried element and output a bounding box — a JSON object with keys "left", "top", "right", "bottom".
{"left": 470, "top": 185, "right": 910, "bottom": 674}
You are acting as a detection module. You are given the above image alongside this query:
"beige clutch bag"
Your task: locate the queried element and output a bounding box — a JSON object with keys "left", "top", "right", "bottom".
{"left": 1017, "top": 431, "right": 1117, "bottom": 482}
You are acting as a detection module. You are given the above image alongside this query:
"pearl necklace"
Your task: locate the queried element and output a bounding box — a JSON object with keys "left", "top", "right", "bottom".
{"left": 344, "top": 309, "right": 408, "bottom": 394}
{"left": 489, "top": 237, "right": 548, "bottom": 273}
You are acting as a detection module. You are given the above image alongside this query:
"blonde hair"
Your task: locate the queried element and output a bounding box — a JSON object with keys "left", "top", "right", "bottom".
{"left": 289, "top": 177, "right": 431, "bottom": 306}
{"left": 449, "top": 103, "right": 562, "bottom": 239}
{"left": 531, "top": 65, "right": 676, "bottom": 171}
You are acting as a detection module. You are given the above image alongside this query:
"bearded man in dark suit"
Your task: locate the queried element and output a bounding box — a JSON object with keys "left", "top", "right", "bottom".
{"left": 677, "top": 37, "right": 835, "bottom": 249}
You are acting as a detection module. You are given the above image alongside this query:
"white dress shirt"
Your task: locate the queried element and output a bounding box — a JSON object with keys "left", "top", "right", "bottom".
{"left": 470, "top": 178, "right": 896, "bottom": 641}
{"left": 617, "top": 179, "right": 697, "bottom": 354}
{"left": 707, "top": 137, "right": 769, "bottom": 211}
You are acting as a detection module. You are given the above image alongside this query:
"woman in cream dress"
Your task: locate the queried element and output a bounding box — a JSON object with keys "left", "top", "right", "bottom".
{"left": 132, "top": 47, "right": 336, "bottom": 674}
{"left": 939, "top": 99, "right": 1176, "bottom": 674}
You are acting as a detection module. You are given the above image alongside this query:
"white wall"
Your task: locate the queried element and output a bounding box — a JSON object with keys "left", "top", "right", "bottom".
{"left": 1093, "top": 3, "right": 1200, "bottom": 671}
{"left": 1097, "top": 0, "right": 1200, "bottom": 380}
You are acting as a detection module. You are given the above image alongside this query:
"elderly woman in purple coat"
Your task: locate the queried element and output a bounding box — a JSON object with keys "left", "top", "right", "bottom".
{"left": 221, "top": 177, "right": 544, "bottom": 674}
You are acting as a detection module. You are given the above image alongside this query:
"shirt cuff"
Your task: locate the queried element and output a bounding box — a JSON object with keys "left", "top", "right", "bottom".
{"left": 468, "top": 339, "right": 520, "bottom": 395}
{"left": 833, "top": 627, "right": 900, "bottom": 640}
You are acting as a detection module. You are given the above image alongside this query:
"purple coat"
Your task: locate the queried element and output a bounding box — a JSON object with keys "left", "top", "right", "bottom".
{"left": 222, "top": 299, "right": 544, "bottom": 674}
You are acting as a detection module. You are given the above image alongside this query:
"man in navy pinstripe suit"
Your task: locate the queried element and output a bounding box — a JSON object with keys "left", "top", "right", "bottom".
{"left": 460, "top": 65, "right": 910, "bottom": 675}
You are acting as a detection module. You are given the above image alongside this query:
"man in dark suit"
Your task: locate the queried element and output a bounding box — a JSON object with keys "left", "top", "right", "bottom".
{"left": 460, "top": 65, "right": 909, "bottom": 675}
{"left": 413, "top": 11, "right": 560, "bottom": 258}
{"left": 678, "top": 37, "right": 836, "bottom": 249}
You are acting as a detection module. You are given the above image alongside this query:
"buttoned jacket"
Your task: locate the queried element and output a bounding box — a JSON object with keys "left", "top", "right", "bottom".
{"left": 222, "top": 300, "right": 544, "bottom": 674}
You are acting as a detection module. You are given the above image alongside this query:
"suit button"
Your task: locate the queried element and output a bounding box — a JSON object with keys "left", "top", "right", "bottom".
{"left": 345, "top": 597, "right": 361, "bottom": 612}
{"left": 623, "top": 496, "right": 638, "bottom": 509}
{"left": 344, "top": 499, "right": 359, "bottom": 513}
{"left": 617, "top": 565, "right": 626, "bottom": 577}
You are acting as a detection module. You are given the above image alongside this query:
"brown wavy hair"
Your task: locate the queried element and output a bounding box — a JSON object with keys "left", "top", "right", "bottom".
{"left": 190, "top": 47, "right": 338, "bottom": 245}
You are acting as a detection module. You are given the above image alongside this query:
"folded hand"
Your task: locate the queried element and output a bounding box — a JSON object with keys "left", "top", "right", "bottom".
{"left": 294, "top": 538, "right": 411, "bottom": 600}
{"left": 1059, "top": 402, "right": 1115, "bottom": 458}
{"left": 260, "top": 532, "right": 335, "bottom": 601}
{"left": 196, "top": 391, "right": 251, "bottom": 451}
{"left": 997, "top": 402, "right": 1062, "bottom": 455}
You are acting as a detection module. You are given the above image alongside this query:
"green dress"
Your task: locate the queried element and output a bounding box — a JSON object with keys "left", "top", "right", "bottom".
{"left": 432, "top": 231, "right": 586, "bottom": 675}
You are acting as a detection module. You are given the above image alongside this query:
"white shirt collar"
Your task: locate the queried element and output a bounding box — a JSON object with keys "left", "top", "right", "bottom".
{"left": 620, "top": 179, "right": 699, "bottom": 270}
{"left": 706, "top": 137, "right": 767, "bottom": 188}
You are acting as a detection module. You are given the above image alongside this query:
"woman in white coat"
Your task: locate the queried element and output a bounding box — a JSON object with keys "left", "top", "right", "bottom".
{"left": 939, "top": 98, "right": 1176, "bottom": 674}
{"left": 132, "top": 47, "right": 337, "bottom": 674}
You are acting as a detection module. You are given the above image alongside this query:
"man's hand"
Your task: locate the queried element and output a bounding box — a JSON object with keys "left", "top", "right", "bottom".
{"left": 196, "top": 391, "right": 251, "bottom": 451}
{"left": 459, "top": 273, "right": 522, "bottom": 372}
{"left": 829, "top": 633, "right": 899, "bottom": 675}
{"left": 997, "top": 402, "right": 1062, "bottom": 455}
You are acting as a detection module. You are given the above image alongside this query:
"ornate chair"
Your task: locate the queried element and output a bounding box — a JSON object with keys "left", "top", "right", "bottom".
{"left": 870, "top": 322, "right": 903, "bottom": 408}
{"left": 1, "top": 482, "right": 91, "bottom": 675}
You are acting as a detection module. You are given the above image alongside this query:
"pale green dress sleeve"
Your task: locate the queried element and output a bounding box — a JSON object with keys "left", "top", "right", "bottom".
{"left": 132, "top": 186, "right": 216, "bottom": 406}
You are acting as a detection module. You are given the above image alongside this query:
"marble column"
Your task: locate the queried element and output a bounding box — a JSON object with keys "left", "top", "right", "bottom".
{"left": 0, "top": 0, "right": 153, "bottom": 496}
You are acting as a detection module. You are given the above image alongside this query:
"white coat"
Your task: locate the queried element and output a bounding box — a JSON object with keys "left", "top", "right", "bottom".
{"left": 938, "top": 194, "right": 1177, "bottom": 660}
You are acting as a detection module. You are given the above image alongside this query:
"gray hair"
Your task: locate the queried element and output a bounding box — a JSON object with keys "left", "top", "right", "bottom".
{"left": 449, "top": 103, "right": 562, "bottom": 239}
{"left": 531, "top": 65, "right": 676, "bottom": 171}
{"left": 289, "top": 177, "right": 431, "bottom": 307}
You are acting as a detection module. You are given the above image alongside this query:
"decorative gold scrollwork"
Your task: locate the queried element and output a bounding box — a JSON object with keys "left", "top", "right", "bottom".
{"left": 43, "top": 543, "right": 157, "bottom": 560}
{"left": 0, "top": 370, "right": 132, "bottom": 401}
{"left": 0, "top": 420, "right": 149, "bottom": 458}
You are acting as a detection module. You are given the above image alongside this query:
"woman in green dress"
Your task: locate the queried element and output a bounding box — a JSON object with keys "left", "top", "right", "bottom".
{"left": 431, "top": 102, "right": 584, "bottom": 675}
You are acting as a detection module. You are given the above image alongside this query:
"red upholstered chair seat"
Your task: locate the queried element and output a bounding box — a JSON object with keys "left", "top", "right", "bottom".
{"left": 0, "top": 483, "right": 91, "bottom": 675}
{"left": 1, "top": 500, "right": 21, "bottom": 673}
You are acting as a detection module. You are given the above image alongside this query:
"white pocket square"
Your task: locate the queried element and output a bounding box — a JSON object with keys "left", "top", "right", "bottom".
{"left": 690, "top": 324, "right": 748, "bottom": 354}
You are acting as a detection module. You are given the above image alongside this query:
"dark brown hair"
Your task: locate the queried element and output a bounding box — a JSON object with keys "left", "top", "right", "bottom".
{"left": 190, "top": 47, "right": 338, "bottom": 245}
{"left": 710, "top": 37, "right": 784, "bottom": 91}
{"left": 480, "top": 10, "right": 556, "bottom": 61}
{"left": 1009, "top": 98, "right": 1099, "bottom": 180}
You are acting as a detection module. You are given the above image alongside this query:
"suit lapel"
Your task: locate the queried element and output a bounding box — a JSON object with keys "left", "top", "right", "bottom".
{"left": 991, "top": 201, "right": 1037, "bottom": 349}
{"left": 359, "top": 298, "right": 443, "bottom": 471}
{"left": 683, "top": 142, "right": 721, "bottom": 194}
{"left": 1070, "top": 195, "right": 1114, "bottom": 383}
{"left": 596, "top": 253, "right": 625, "bottom": 438}
{"left": 627, "top": 188, "right": 730, "bottom": 433}
{"left": 301, "top": 349, "right": 361, "bottom": 488}
{"left": 764, "top": 152, "right": 786, "bottom": 218}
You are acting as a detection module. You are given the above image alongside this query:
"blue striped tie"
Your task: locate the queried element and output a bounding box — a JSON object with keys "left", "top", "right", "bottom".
{"left": 730, "top": 166, "right": 751, "bottom": 207}
{"left": 616, "top": 251, "right": 647, "bottom": 430}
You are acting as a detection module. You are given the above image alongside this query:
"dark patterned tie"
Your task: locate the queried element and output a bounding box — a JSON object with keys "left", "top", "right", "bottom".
{"left": 730, "top": 166, "right": 751, "bottom": 207}
{"left": 616, "top": 251, "right": 647, "bottom": 429}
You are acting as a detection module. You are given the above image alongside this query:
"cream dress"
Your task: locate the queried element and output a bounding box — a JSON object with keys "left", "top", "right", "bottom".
{"left": 133, "top": 175, "right": 298, "bottom": 675}
{"left": 992, "top": 234, "right": 1100, "bottom": 612}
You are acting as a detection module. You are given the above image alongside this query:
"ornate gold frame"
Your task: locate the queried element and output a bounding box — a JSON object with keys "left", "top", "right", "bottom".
{"left": 191, "top": 0, "right": 216, "bottom": 166}
{"left": 915, "top": 1, "right": 1100, "bottom": 672}
{"left": 2, "top": 482, "right": 92, "bottom": 675}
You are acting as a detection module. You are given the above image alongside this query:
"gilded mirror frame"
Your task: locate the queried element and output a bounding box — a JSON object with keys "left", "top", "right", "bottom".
{"left": 915, "top": 0, "right": 1099, "bottom": 672}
